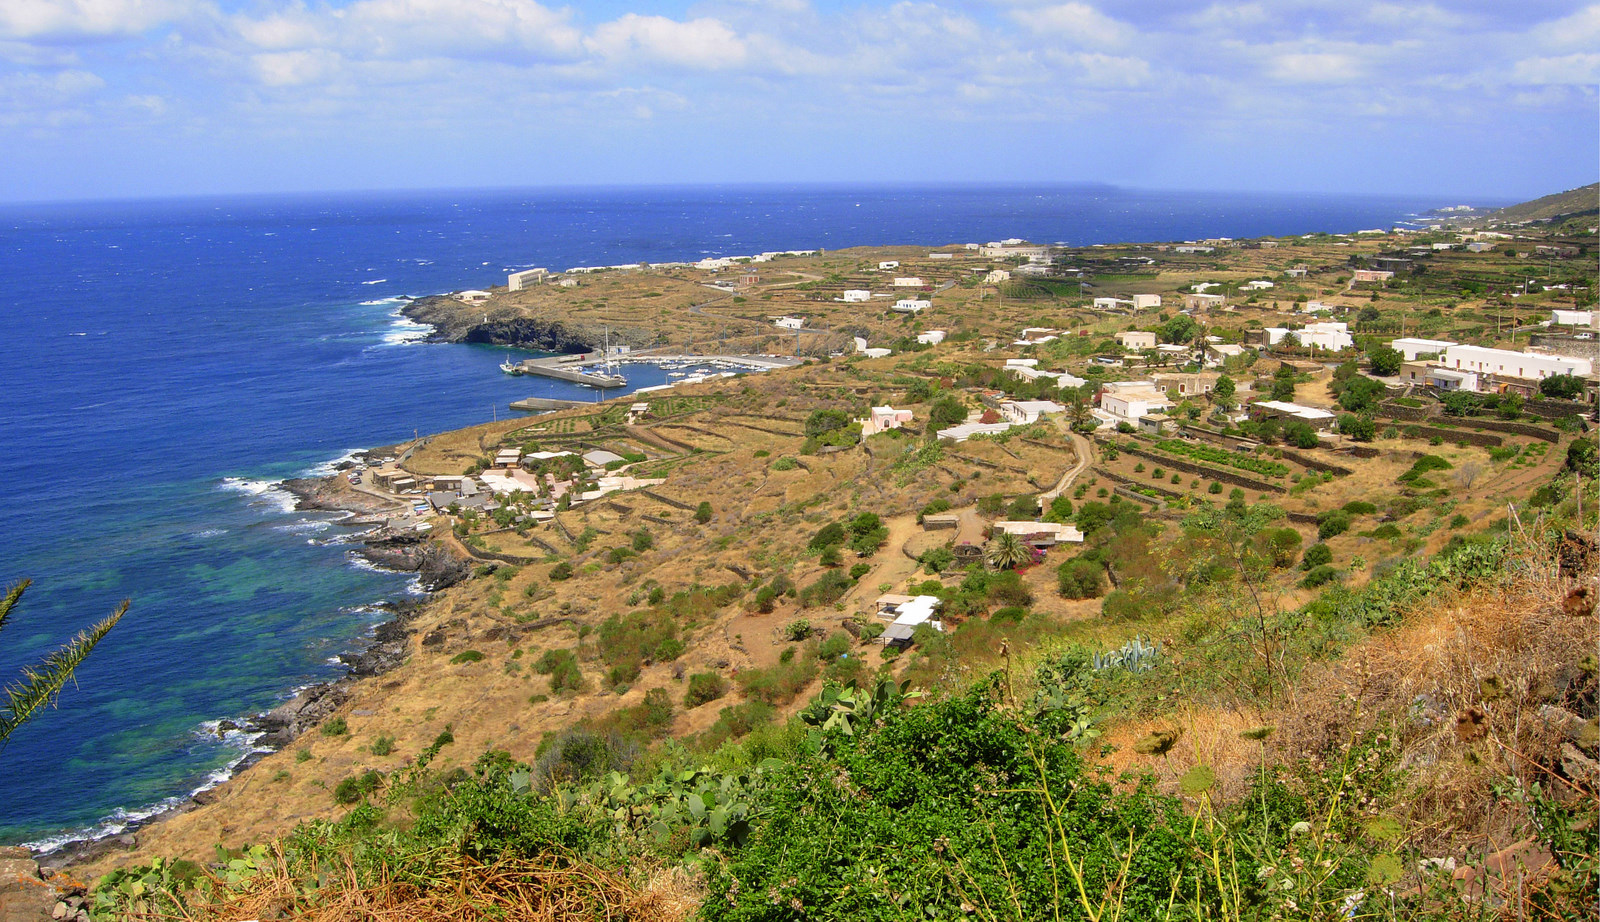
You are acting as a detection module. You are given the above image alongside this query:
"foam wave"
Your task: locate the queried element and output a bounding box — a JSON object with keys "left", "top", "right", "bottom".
{"left": 187, "top": 528, "right": 228, "bottom": 540}
{"left": 381, "top": 315, "right": 431, "bottom": 346}
{"left": 360, "top": 297, "right": 406, "bottom": 306}
{"left": 302, "top": 447, "right": 367, "bottom": 478}
{"left": 26, "top": 721, "right": 270, "bottom": 856}
{"left": 217, "top": 476, "right": 298, "bottom": 515}
{"left": 273, "top": 519, "right": 331, "bottom": 535}
{"left": 361, "top": 278, "right": 388, "bottom": 285}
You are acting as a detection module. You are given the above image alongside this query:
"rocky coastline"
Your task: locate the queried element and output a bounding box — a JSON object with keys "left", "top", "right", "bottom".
{"left": 36, "top": 471, "right": 467, "bottom": 874}
{"left": 401, "top": 295, "right": 655, "bottom": 352}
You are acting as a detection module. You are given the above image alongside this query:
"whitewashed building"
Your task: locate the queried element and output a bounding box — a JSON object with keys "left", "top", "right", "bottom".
{"left": 1115, "top": 331, "right": 1158, "bottom": 351}
{"left": 893, "top": 277, "right": 925, "bottom": 288}
{"left": 1390, "top": 338, "right": 1459, "bottom": 361}
{"left": 1440, "top": 345, "right": 1593, "bottom": 381}
{"left": 508, "top": 268, "right": 549, "bottom": 290}
{"left": 894, "top": 299, "right": 931, "bottom": 313}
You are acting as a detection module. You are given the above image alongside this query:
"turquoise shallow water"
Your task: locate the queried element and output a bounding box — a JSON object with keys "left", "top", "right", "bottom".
{"left": 0, "top": 184, "right": 1457, "bottom": 847}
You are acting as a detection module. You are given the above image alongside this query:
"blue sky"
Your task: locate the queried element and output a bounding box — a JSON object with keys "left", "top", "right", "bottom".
{"left": 1, "top": 1, "right": 1596, "bottom": 202}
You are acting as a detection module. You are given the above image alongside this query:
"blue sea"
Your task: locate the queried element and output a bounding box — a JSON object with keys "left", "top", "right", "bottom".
{"left": 0, "top": 184, "right": 1466, "bottom": 848}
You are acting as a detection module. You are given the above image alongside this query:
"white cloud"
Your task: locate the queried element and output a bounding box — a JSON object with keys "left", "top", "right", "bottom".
{"left": 1530, "top": 3, "right": 1600, "bottom": 50}
{"left": 1265, "top": 51, "right": 1365, "bottom": 84}
{"left": 1010, "top": 2, "right": 1131, "bottom": 46}
{"left": 585, "top": 14, "right": 749, "bottom": 70}
{"left": 1511, "top": 52, "right": 1600, "bottom": 85}
{"left": 0, "top": 0, "right": 193, "bottom": 41}
{"left": 251, "top": 48, "right": 342, "bottom": 86}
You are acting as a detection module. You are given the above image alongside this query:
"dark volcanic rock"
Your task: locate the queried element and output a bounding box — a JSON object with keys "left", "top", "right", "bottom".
{"left": 400, "top": 296, "right": 656, "bottom": 352}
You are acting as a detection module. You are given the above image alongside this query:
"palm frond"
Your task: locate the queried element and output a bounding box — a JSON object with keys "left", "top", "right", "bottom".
{"left": 1, "top": 598, "right": 128, "bottom": 744}
{"left": 0, "top": 579, "right": 32, "bottom": 636}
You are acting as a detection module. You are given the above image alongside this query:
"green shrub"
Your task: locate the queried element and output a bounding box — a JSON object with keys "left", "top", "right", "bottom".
{"left": 1449, "top": 513, "right": 1470, "bottom": 529}
{"left": 548, "top": 561, "right": 573, "bottom": 581}
{"left": 1317, "top": 511, "right": 1352, "bottom": 540}
{"left": 333, "top": 769, "right": 383, "bottom": 805}
{"left": 450, "top": 650, "right": 485, "bottom": 664}
{"left": 1301, "top": 564, "right": 1342, "bottom": 588}
{"left": 1056, "top": 558, "right": 1106, "bottom": 599}
{"left": 694, "top": 501, "right": 713, "bottom": 524}
{"left": 685, "top": 672, "right": 729, "bottom": 707}
{"left": 1301, "top": 542, "right": 1333, "bottom": 570}
{"left": 808, "top": 522, "right": 846, "bottom": 550}
{"left": 849, "top": 563, "right": 871, "bottom": 580}
{"left": 369, "top": 734, "right": 395, "bottom": 757}
{"left": 295, "top": 748, "right": 312, "bottom": 763}
{"left": 818, "top": 632, "right": 852, "bottom": 660}
{"left": 1342, "top": 500, "right": 1377, "bottom": 515}
{"left": 703, "top": 700, "right": 777, "bottom": 744}
{"left": 321, "top": 716, "right": 348, "bottom": 737}
{"left": 737, "top": 647, "right": 819, "bottom": 704}
{"left": 800, "top": 570, "right": 854, "bottom": 607}
{"left": 534, "top": 649, "right": 585, "bottom": 694}
{"left": 783, "top": 619, "right": 813, "bottom": 641}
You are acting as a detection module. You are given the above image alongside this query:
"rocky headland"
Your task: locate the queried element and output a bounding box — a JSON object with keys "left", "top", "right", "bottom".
{"left": 401, "top": 295, "right": 658, "bottom": 352}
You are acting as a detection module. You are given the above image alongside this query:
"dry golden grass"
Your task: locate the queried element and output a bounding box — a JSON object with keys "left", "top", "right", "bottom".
{"left": 1107, "top": 531, "right": 1597, "bottom": 853}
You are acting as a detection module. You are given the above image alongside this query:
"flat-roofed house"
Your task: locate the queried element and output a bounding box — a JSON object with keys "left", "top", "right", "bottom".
{"left": 843, "top": 289, "right": 872, "bottom": 302}
{"left": 1390, "top": 337, "right": 1459, "bottom": 361}
{"left": 862, "top": 406, "right": 914, "bottom": 436}
{"left": 1115, "top": 331, "right": 1157, "bottom": 351}
{"left": 1441, "top": 345, "right": 1592, "bottom": 382}
{"left": 508, "top": 268, "right": 549, "bottom": 290}
{"left": 1252, "top": 400, "right": 1337, "bottom": 430}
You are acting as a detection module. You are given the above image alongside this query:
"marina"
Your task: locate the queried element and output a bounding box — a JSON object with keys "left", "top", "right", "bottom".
{"left": 504, "top": 350, "right": 804, "bottom": 392}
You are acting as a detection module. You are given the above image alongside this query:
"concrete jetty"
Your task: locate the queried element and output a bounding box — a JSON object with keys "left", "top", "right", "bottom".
{"left": 508, "top": 352, "right": 629, "bottom": 388}
{"left": 509, "top": 396, "right": 594, "bottom": 413}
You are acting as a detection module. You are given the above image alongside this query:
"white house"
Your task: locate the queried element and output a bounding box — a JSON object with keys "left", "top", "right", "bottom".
{"left": 1093, "top": 297, "right": 1122, "bottom": 311}
{"left": 557, "top": 277, "right": 580, "bottom": 288}
{"left": 843, "top": 289, "right": 872, "bottom": 302}
{"left": 1302, "top": 300, "right": 1334, "bottom": 314}
{"left": 1115, "top": 331, "right": 1158, "bottom": 351}
{"left": 893, "top": 277, "right": 925, "bottom": 288}
{"left": 1440, "top": 345, "right": 1593, "bottom": 381}
{"left": 1205, "top": 344, "right": 1249, "bottom": 365}
{"left": 917, "top": 330, "right": 946, "bottom": 345}
{"left": 928, "top": 253, "right": 955, "bottom": 260}
{"left": 879, "top": 261, "right": 900, "bottom": 270}
{"left": 1552, "top": 310, "right": 1594, "bottom": 327}
{"left": 1295, "top": 322, "right": 1354, "bottom": 352}
{"left": 1185, "top": 293, "right": 1227, "bottom": 311}
{"left": 1244, "top": 280, "right": 1275, "bottom": 290}
{"left": 1466, "top": 242, "right": 1495, "bottom": 253}
{"left": 1252, "top": 401, "right": 1337, "bottom": 430}
{"left": 894, "top": 299, "right": 931, "bottom": 313}
{"left": 937, "top": 421, "right": 1015, "bottom": 442}
{"left": 774, "top": 316, "right": 805, "bottom": 330}
{"left": 994, "top": 521, "right": 1084, "bottom": 546}
{"left": 1284, "top": 267, "right": 1309, "bottom": 278}
{"left": 999, "top": 400, "right": 1065, "bottom": 425}
{"left": 1390, "top": 337, "right": 1459, "bottom": 361}
{"left": 984, "top": 269, "right": 1012, "bottom": 285}
{"left": 1131, "top": 294, "right": 1162, "bottom": 310}
{"left": 507, "top": 268, "right": 549, "bottom": 290}
{"left": 1099, "top": 382, "right": 1173, "bottom": 421}
{"left": 862, "top": 406, "right": 914, "bottom": 436}
{"left": 456, "top": 290, "right": 492, "bottom": 303}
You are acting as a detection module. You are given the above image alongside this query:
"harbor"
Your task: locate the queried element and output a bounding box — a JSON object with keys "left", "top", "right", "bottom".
{"left": 504, "top": 350, "right": 806, "bottom": 394}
